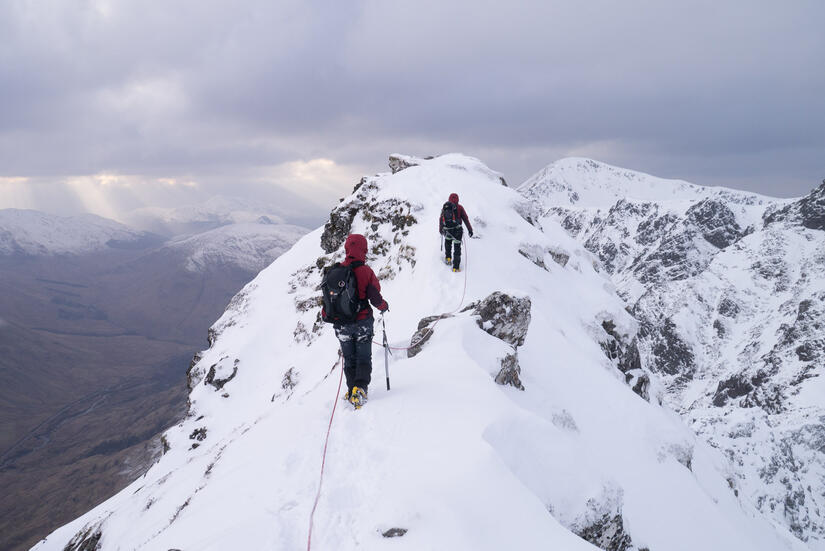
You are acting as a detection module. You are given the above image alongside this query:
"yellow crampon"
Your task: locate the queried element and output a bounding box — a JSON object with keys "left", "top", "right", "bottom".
{"left": 350, "top": 386, "right": 367, "bottom": 409}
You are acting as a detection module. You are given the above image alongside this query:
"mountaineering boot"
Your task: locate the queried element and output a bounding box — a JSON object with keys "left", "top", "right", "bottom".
{"left": 343, "top": 388, "right": 351, "bottom": 401}
{"left": 350, "top": 386, "right": 368, "bottom": 409}
{"left": 452, "top": 267, "right": 461, "bottom": 272}
{"left": 445, "top": 257, "right": 451, "bottom": 265}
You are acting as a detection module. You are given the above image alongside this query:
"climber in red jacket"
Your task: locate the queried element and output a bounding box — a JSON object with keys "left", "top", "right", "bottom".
{"left": 438, "top": 193, "right": 473, "bottom": 272}
{"left": 326, "top": 234, "right": 388, "bottom": 408}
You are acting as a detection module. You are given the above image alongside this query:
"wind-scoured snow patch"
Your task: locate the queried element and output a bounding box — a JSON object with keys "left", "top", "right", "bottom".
{"left": 35, "top": 154, "right": 807, "bottom": 551}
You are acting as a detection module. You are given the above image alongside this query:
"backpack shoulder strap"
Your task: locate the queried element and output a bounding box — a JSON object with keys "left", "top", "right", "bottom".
{"left": 345, "top": 261, "right": 368, "bottom": 312}
{"left": 323, "top": 262, "right": 342, "bottom": 276}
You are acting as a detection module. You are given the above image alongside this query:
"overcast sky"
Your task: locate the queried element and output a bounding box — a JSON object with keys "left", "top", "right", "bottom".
{"left": 1, "top": 0, "right": 823, "bottom": 226}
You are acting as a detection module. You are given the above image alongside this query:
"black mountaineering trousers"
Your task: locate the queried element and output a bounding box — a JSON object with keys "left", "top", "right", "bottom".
{"left": 444, "top": 226, "right": 463, "bottom": 269}
{"left": 334, "top": 317, "right": 374, "bottom": 392}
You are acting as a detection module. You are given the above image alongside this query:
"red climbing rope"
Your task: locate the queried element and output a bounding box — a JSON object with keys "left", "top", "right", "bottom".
{"left": 307, "top": 352, "right": 344, "bottom": 551}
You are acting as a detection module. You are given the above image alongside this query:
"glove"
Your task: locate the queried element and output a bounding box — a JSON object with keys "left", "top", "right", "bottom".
{"left": 379, "top": 301, "right": 389, "bottom": 312}
{"left": 468, "top": 230, "right": 474, "bottom": 237}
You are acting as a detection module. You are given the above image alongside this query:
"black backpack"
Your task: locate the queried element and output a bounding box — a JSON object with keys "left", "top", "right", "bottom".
{"left": 441, "top": 201, "right": 459, "bottom": 229}
{"left": 320, "top": 261, "right": 365, "bottom": 323}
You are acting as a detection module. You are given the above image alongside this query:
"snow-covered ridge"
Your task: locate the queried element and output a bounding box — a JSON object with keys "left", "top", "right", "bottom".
{"left": 519, "top": 157, "right": 778, "bottom": 211}
{"left": 0, "top": 209, "right": 159, "bottom": 256}
{"left": 520, "top": 161, "right": 825, "bottom": 550}
{"left": 35, "top": 154, "right": 805, "bottom": 551}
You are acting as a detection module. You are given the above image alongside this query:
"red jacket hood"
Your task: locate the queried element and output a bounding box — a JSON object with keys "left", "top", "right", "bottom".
{"left": 449, "top": 193, "right": 459, "bottom": 204}
{"left": 344, "top": 233, "right": 368, "bottom": 262}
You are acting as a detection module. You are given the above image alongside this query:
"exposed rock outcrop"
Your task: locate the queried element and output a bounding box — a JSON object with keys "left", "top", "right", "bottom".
{"left": 204, "top": 359, "right": 239, "bottom": 391}
{"left": 638, "top": 317, "right": 695, "bottom": 380}
{"left": 686, "top": 198, "right": 744, "bottom": 249}
{"left": 381, "top": 527, "right": 408, "bottom": 538}
{"left": 764, "top": 180, "right": 825, "bottom": 231}
{"left": 474, "top": 292, "right": 532, "bottom": 390}
{"left": 599, "top": 320, "right": 650, "bottom": 401}
{"left": 320, "top": 177, "right": 418, "bottom": 255}
{"left": 518, "top": 243, "right": 570, "bottom": 270}
{"left": 473, "top": 292, "right": 532, "bottom": 347}
{"left": 576, "top": 514, "right": 633, "bottom": 551}
{"left": 495, "top": 352, "right": 524, "bottom": 390}
{"left": 406, "top": 292, "right": 532, "bottom": 390}
{"left": 63, "top": 525, "right": 103, "bottom": 551}
{"left": 407, "top": 314, "right": 453, "bottom": 359}
{"left": 569, "top": 486, "right": 644, "bottom": 551}
{"left": 389, "top": 154, "right": 429, "bottom": 174}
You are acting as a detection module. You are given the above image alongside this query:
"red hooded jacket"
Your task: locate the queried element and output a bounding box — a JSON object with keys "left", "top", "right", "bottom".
{"left": 340, "top": 233, "right": 387, "bottom": 320}
{"left": 439, "top": 193, "right": 473, "bottom": 235}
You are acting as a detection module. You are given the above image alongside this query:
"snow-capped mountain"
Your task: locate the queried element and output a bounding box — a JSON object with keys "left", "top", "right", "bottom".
{"left": 520, "top": 158, "right": 825, "bottom": 549}
{"left": 0, "top": 209, "right": 160, "bottom": 256}
{"left": 123, "top": 196, "right": 291, "bottom": 237}
{"left": 35, "top": 155, "right": 806, "bottom": 551}
{"left": 0, "top": 206, "right": 310, "bottom": 274}
{"left": 162, "top": 222, "right": 309, "bottom": 273}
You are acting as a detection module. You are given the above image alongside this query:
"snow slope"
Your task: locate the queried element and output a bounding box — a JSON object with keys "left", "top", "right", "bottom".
{"left": 520, "top": 158, "right": 824, "bottom": 549}
{"left": 34, "top": 155, "right": 805, "bottom": 551}
{"left": 0, "top": 209, "right": 158, "bottom": 256}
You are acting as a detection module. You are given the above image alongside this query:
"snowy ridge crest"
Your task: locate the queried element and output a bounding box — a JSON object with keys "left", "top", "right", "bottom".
{"left": 36, "top": 155, "right": 806, "bottom": 551}
{"left": 519, "top": 157, "right": 777, "bottom": 211}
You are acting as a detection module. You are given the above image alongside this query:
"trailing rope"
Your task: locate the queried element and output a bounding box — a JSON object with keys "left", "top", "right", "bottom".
{"left": 306, "top": 351, "right": 344, "bottom": 551}
{"left": 375, "top": 233, "right": 471, "bottom": 352}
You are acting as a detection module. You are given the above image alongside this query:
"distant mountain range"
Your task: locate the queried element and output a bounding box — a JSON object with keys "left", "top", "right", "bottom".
{"left": 0, "top": 203, "right": 309, "bottom": 551}
{"left": 121, "top": 195, "right": 310, "bottom": 237}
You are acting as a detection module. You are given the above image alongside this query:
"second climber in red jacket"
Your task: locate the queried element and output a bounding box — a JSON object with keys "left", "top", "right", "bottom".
{"left": 438, "top": 193, "right": 473, "bottom": 272}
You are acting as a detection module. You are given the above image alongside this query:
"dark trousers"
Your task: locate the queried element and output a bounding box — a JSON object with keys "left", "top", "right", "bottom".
{"left": 334, "top": 317, "right": 374, "bottom": 391}
{"left": 444, "top": 226, "right": 463, "bottom": 269}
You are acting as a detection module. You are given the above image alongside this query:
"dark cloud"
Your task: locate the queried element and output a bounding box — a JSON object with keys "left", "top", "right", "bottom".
{"left": 0, "top": 0, "right": 823, "bottom": 221}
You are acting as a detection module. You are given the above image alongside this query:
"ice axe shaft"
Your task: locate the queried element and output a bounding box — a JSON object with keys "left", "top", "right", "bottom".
{"left": 382, "top": 315, "right": 390, "bottom": 390}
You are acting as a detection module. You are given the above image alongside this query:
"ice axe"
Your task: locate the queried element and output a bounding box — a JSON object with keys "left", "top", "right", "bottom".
{"left": 381, "top": 313, "right": 391, "bottom": 390}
